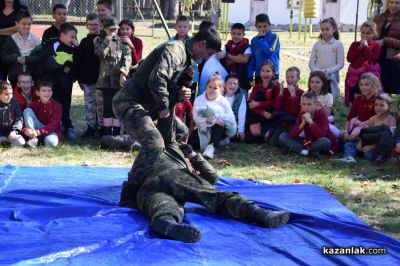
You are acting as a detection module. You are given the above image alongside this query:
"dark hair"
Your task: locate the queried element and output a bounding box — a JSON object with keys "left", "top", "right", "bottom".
{"left": 198, "top": 20, "right": 215, "bottom": 31}
{"left": 0, "top": 80, "right": 12, "bottom": 94}
{"left": 319, "top": 17, "right": 339, "bottom": 40}
{"left": 301, "top": 91, "right": 317, "bottom": 102}
{"left": 308, "top": 71, "right": 329, "bottom": 95}
{"left": 255, "top": 13, "right": 271, "bottom": 26}
{"left": 376, "top": 93, "right": 393, "bottom": 106}
{"left": 16, "top": 9, "right": 31, "bottom": 22}
{"left": 193, "top": 28, "right": 221, "bottom": 51}
{"left": 360, "top": 21, "right": 377, "bottom": 39}
{"left": 0, "top": 0, "right": 26, "bottom": 11}
{"left": 17, "top": 71, "right": 33, "bottom": 79}
{"left": 225, "top": 73, "right": 239, "bottom": 83}
{"left": 286, "top": 66, "right": 300, "bottom": 79}
{"left": 231, "top": 22, "right": 245, "bottom": 32}
{"left": 86, "top": 13, "right": 99, "bottom": 22}
{"left": 59, "top": 23, "right": 77, "bottom": 35}
{"left": 259, "top": 60, "right": 277, "bottom": 88}
{"left": 119, "top": 19, "right": 134, "bottom": 31}
{"left": 96, "top": 0, "right": 113, "bottom": 10}
{"left": 176, "top": 15, "right": 190, "bottom": 24}
{"left": 37, "top": 79, "right": 53, "bottom": 90}
{"left": 52, "top": 3, "right": 67, "bottom": 14}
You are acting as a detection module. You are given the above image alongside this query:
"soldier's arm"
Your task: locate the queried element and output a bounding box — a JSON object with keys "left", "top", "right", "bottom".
{"left": 148, "top": 45, "right": 185, "bottom": 111}
{"left": 190, "top": 153, "right": 219, "bottom": 185}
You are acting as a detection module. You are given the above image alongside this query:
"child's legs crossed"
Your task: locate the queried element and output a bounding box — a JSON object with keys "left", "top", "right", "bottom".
{"left": 278, "top": 132, "right": 304, "bottom": 153}
{"left": 309, "top": 137, "right": 331, "bottom": 155}
{"left": 23, "top": 108, "right": 44, "bottom": 129}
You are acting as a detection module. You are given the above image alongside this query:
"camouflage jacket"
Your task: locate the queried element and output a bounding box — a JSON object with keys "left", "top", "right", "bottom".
{"left": 145, "top": 142, "right": 220, "bottom": 187}
{"left": 122, "top": 40, "right": 193, "bottom": 113}
{"left": 94, "top": 35, "right": 132, "bottom": 89}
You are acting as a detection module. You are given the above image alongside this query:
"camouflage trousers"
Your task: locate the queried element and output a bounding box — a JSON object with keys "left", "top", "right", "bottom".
{"left": 95, "top": 89, "right": 104, "bottom": 127}
{"left": 112, "top": 93, "right": 188, "bottom": 189}
{"left": 136, "top": 166, "right": 255, "bottom": 224}
{"left": 80, "top": 84, "right": 98, "bottom": 128}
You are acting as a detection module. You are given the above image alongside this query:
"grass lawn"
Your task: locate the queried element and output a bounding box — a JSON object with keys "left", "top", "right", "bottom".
{"left": 1, "top": 28, "right": 399, "bottom": 240}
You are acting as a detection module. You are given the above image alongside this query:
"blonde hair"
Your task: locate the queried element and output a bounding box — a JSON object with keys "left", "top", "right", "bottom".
{"left": 359, "top": 72, "right": 382, "bottom": 94}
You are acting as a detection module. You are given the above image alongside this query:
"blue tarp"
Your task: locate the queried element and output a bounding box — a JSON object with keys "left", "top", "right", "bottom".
{"left": 0, "top": 165, "right": 399, "bottom": 265}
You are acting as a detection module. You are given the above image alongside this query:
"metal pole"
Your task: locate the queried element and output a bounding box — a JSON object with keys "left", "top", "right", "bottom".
{"left": 304, "top": 16, "right": 308, "bottom": 42}
{"left": 218, "top": 0, "right": 222, "bottom": 32}
{"left": 152, "top": 0, "right": 171, "bottom": 39}
{"left": 289, "top": 0, "right": 294, "bottom": 39}
{"left": 355, "top": 0, "right": 360, "bottom": 41}
{"left": 116, "top": 0, "right": 123, "bottom": 22}
{"left": 298, "top": 0, "right": 303, "bottom": 41}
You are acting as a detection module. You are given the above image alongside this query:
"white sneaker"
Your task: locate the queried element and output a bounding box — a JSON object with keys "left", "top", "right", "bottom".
{"left": 203, "top": 144, "right": 215, "bottom": 159}
{"left": 218, "top": 137, "right": 230, "bottom": 146}
{"left": 300, "top": 149, "right": 309, "bottom": 156}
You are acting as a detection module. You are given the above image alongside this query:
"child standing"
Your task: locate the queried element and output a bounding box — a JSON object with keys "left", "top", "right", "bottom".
{"left": 94, "top": 16, "right": 131, "bottom": 136}
{"left": 41, "top": 3, "right": 67, "bottom": 46}
{"left": 1, "top": 10, "right": 41, "bottom": 87}
{"left": 246, "top": 61, "right": 280, "bottom": 142}
{"left": 0, "top": 81, "right": 25, "bottom": 147}
{"left": 270, "top": 66, "right": 303, "bottom": 146}
{"left": 308, "top": 71, "right": 340, "bottom": 137}
{"left": 279, "top": 91, "right": 336, "bottom": 157}
{"left": 13, "top": 72, "right": 38, "bottom": 111}
{"left": 224, "top": 74, "right": 247, "bottom": 142}
{"left": 96, "top": 0, "right": 113, "bottom": 23}
{"left": 37, "top": 23, "right": 78, "bottom": 140}
{"left": 23, "top": 80, "right": 62, "bottom": 148}
{"left": 189, "top": 74, "right": 237, "bottom": 159}
{"left": 248, "top": 14, "right": 280, "bottom": 83}
{"left": 118, "top": 19, "right": 143, "bottom": 69}
{"left": 345, "top": 21, "right": 381, "bottom": 106}
{"left": 309, "top": 17, "right": 344, "bottom": 100}
{"left": 74, "top": 13, "right": 101, "bottom": 138}
{"left": 170, "top": 15, "right": 191, "bottom": 41}
{"left": 217, "top": 23, "right": 251, "bottom": 92}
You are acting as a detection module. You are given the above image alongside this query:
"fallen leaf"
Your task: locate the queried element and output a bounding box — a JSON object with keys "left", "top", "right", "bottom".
{"left": 216, "top": 158, "right": 231, "bottom": 167}
{"left": 293, "top": 179, "right": 301, "bottom": 184}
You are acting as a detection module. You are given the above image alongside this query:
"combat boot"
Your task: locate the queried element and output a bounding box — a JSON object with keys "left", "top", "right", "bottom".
{"left": 151, "top": 216, "right": 201, "bottom": 243}
{"left": 119, "top": 181, "right": 139, "bottom": 208}
{"left": 248, "top": 205, "right": 290, "bottom": 228}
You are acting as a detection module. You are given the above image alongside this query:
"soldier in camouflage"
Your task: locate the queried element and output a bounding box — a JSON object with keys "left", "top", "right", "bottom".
{"left": 124, "top": 116, "right": 290, "bottom": 243}
{"left": 113, "top": 28, "right": 222, "bottom": 202}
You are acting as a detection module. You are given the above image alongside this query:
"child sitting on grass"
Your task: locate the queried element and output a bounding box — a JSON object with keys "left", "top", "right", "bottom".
{"left": 189, "top": 74, "right": 237, "bottom": 159}
{"left": 279, "top": 91, "right": 337, "bottom": 157}
{"left": 23, "top": 80, "right": 62, "bottom": 148}
{"left": 0, "top": 81, "right": 25, "bottom": 147}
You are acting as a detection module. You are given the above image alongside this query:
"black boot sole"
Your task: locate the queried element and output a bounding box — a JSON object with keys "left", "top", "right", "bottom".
{"left": 265, "top": 211, "right": 290, "bottom": 228}
{"left": 152, "top": 219, "right": 201, "bottom": 243}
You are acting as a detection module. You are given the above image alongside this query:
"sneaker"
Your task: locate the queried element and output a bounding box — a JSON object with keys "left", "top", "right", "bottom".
{"left": 332, "top": 156, "right": 357, "bottom": 163}
{"left": 300, "top": 149, "right": 309, "bottom": 156}
{"left": 66, "top": 128, "right": 76, "bottom": 140}
{"left": 218, "top": 137, "right": 230, "bottom": 146}
{"left": 25, "top": 137, "right": 38, "bottom": 148}
{"left": 202, "top": 144, "right": 215, "bottom": 159}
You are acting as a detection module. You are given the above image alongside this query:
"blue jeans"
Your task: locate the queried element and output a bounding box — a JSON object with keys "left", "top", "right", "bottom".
{"left": 343, "top": 141, "right": 357, "bottom": 158}
{"left": 279, "top": 133, "right": 331, "bottom": 156}
{"left": 23, "top": 108, "right": 59, "bottom": 147}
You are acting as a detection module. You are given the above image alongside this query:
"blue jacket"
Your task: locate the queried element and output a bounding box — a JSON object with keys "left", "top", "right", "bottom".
{"left": 247, "top": 31, "right": 280, "bottom": 78}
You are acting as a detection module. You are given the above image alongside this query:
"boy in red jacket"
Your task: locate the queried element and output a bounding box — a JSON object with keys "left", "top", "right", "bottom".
{"left": 23, "top": 80, "right": 62, "bottom": 148}
{"left": 278, "top": 91, "right": 336, "bottom": 157}
{"left": 13, "top": 72, "right": 39, "bottom": 111}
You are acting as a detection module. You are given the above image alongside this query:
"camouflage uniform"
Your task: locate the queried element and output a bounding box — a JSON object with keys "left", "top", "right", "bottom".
{"left": 113, "top": 40, "right": 192, "bottom": 190}
{"left": 136, "top": 116, "right": 255, "bottom": 229}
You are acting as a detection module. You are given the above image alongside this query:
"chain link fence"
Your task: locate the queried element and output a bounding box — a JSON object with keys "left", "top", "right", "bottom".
{"left": 24, "top": 0, "right": 158, "bottom": 39}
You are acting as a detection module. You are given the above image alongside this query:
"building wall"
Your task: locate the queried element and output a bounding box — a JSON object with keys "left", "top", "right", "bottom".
{"left": 227, "top": 0, "right": 368, "bottom": 27}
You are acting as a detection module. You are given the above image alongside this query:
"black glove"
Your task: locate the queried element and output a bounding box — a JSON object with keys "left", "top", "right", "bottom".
{"left": 179, "top": 144, "right": 194, "bottom": 158}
